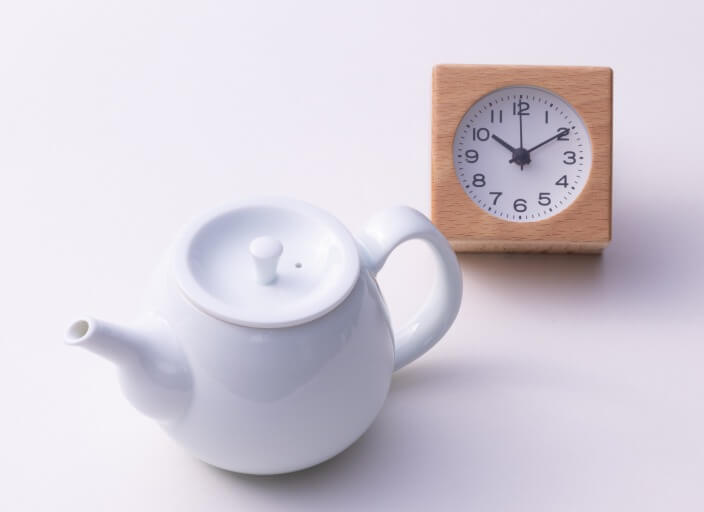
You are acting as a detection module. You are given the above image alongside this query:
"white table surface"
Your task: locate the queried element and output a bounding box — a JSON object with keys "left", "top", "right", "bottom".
{"left": 2, "top": 1, "right": 703, "bottom": 510}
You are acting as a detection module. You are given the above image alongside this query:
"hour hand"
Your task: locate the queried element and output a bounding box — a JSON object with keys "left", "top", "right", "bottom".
{"left": 491, "top": 134, "right": 517, "bottom": 153}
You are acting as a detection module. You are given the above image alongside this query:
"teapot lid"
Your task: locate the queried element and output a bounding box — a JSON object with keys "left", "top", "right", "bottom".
{"left": 172, "top": 198, "right": 360, "bottom": 328}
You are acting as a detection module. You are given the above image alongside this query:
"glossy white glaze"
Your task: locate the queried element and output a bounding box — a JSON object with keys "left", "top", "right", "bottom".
{"left": 249, "top": 235, "right": 284, "bottom": 285}
{"left": 173, "top": 198, "right": 361, "bottom": 328}
{"left": 156, "top": 259, "right": 393, "bottom": 474}
{"left": 65, "top": 200, "right": 462, "bottom": 474}
{"left": 358, "top": 206, "right": 463, "bottom": 370}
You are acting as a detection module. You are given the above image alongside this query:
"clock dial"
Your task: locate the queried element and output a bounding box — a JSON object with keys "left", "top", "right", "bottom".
{"left": 452, "top": 86, "right": 592, "bottom": 222}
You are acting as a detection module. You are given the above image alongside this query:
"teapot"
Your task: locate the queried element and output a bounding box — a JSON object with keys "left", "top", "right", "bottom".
{"left": 66, "top": 198, "right": 462, "bottom": 474}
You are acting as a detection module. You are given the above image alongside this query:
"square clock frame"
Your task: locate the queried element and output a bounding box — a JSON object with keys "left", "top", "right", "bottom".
{"left": 431, "top": 65, "right": 612, "bottom": 253}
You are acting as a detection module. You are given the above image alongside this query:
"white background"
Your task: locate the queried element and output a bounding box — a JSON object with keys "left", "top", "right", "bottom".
{"left": 1, "top": 1, "right": 703, "bottom": 510}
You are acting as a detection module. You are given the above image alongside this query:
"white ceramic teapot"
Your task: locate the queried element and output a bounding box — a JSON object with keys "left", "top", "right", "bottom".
{"left": 66, "top": 198, "right": 462, "bottom": 474}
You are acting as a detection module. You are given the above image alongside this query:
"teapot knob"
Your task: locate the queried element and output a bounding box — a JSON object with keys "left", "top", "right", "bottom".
{"left": 249, "top": 236, "right": 284, "bottom": 285}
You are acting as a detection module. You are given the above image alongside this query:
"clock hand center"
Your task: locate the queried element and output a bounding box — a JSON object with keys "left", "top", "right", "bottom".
{"left": 492, "top": 134, "right": 530, "bottom": 166}
{"left": 509, "top": 147, "right": 531, "bottom": 167}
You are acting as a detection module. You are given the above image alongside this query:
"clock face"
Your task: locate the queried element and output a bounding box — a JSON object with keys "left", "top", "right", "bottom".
{"left": 453, "top": 85, "right": 592, "bottom": 222}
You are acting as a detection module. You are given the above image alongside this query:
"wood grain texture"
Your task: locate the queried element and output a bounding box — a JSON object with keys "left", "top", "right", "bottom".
{"left": 431, "top": 64, "right": 612, "bottom": 253}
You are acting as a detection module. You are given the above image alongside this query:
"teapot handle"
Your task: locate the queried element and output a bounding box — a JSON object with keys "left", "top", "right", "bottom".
{"left": 357, "top": 206, "right": 462, "bottom": 371}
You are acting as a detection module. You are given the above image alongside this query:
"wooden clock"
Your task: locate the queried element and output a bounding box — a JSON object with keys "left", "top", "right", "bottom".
{"left": 431, "top": 65, "right": 612, "bottom": 253}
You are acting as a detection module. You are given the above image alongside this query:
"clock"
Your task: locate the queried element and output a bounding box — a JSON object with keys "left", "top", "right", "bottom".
{"left": 431, "top": 65, "right": 612, "bottom": 253}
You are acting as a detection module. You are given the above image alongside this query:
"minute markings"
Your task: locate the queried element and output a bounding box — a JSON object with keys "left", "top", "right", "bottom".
{"left": 453, "top": 86, "right": 592, "bottom": 223}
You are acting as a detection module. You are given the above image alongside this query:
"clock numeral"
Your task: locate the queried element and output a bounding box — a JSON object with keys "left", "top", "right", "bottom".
{"left": 490, "top": 110, "right": 503, "bottom": 123}
{"left": 545, "top": 111, "right": 549, "bottom": 124}
{"left": 555, "top": 175, "right": 569, "bottom": 188}
{"left": 563, "top": 151, "right": 576, "bottom": 164}
{"left": 472, "top": 128, "right": 490, "bottom": 141}
{"left": 512, "top": 101, "right": 530, "bottom": 116}
{"left": 513, "top": 198, "right": 527, "bottom": 212}
{"left": 489, "top": 191, "right": 502, "bottom": 205}
{"left": 464, "top": 149, "right": 478, "bottom": 163}
{"left": 538, "top": 192, "right": 551, "bottom": 206}
{"left": 472, "top": 173, "right": 486, "bottom": 187}
{"left": 557, "top": 127, "right": 570, "bottom": 141}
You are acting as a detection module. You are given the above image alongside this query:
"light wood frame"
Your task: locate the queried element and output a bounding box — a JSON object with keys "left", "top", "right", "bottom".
{"left": 431, "top": 64, "right": 612, "bottom": 253}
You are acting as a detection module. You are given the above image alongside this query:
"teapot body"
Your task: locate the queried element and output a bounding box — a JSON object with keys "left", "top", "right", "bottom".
{"left": 143, "top": 256, "right": 394, "bottom": 475}
{"left": 66, "top": 201, "right": 462, "bottom": 475}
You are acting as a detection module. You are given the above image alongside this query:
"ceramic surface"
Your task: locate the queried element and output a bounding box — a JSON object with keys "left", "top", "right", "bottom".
{"left": 65, "top": 199, "right": 462, "bottom": 474}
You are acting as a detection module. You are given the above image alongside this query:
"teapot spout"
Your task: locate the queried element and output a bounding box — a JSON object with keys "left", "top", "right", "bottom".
{"left": 65, "top": 316, "right": 192, "bottom": 424}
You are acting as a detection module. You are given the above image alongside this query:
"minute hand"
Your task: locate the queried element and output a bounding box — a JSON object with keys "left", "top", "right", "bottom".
{"left": 525, "top": 128, "right": 570, "bottom": 153}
